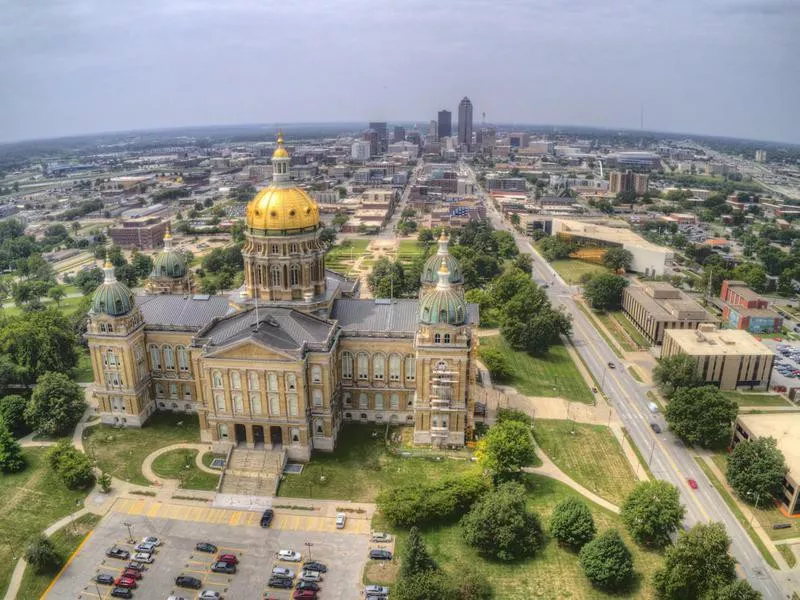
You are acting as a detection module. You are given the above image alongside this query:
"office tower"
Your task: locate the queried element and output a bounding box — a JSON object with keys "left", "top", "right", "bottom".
{"left": 393, "top": 126, "right": 406, "bottom": 142}
{"left": 363, "top": 129, "right": 379, "bottom": 157}
{"left": 368, "top": 121, "right": 388, "bottom": 153}
{"left": 427, "top": 120, "right": 438, "bottom": 143}
{"left": 406, "top": 131, "right": 422, "bottom": 146}
{"left": 755, "top": 149, "right": 767, "bottom": 163}
{"left": 609, "top": 170, "right": 648, "bottom": 195}
{"left": 437, "top": 110, "right": 452, "bottom": 139}
{"left": 457, "top": 97, "right": 473, "bottom": 149}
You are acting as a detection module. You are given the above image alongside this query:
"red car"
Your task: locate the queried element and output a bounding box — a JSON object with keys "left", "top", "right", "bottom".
{"left": 217, "top": 553, "right": 239, "bottom": 564}
{"left": 292, "top": 591, "right": 317, "bottom": 600}
{"left": 121, "top": 569, "right": 142, "bottom": 580}
{"left": 688, "top": 479, "right": 698, "bottom": 490}
{"left": 114, "top": 577, "right": 137, "bottom": 589}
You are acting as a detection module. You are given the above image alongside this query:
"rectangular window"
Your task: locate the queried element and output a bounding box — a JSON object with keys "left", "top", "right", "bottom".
{"left": 375, "top": 393, "right": 384, "bottom": 410}
{"left": 214, "top": 392, "right": 225, "bottom": 411}
{"left": 286, "top": 373, "right": 297, "bottom": 391}
{"left": 312, "top": 389, "right": 323, "bottom": 407}
{"left": 288, "top": 394, "right": 299, "bottom": 417}
{"left": 269, "top": 393, "right": 280, "bottom": 416}
{"left": 250, "top": 393, "right": 262, "bottom": 415}
{"left": 391, "top": 393, "right": 400, "bottom": 410}
{"left": 311, "top": 366, "right": 322, "bottom": 384}
{"left": 405, "top": 357, "right": 416, "bottom": 381}
{"left": 169, "top": 382, "right": 178, "bottom": 398}
{"left": 268, "top": 373, "right": 278, "bottom": 392}
{"left": 233, "top": 393, "right": 243, "bottom": 414}
{"left": 359, "top": 393, "right": 368, "bottom": 409}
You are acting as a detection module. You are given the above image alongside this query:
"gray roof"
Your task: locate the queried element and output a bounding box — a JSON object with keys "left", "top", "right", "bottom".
{"left": 201, "top": 307, "right": 335, "bottom": 351}
{"left": 135, "top": 294, "right": 232, "bottom": 330}
{"left": 332, "top": 299, "right": 419, "bottom": 333}
{"left": 325, "top": 269, "right": 359, "bottom": 295}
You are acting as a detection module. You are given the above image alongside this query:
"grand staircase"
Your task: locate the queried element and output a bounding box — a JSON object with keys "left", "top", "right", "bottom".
{"left": 219, "top": 447, "right": 286, "bottom": 497}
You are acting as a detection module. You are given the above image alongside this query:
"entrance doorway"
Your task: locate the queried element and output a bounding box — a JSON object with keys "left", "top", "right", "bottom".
{"left": 253, "top": 425, "right": 265, "bottom": 447}
{"left": 269, "top": 426, "right": 283, "bottom": 449}
{"left": 234, "top": 424, "right": 247, "bottom": 446}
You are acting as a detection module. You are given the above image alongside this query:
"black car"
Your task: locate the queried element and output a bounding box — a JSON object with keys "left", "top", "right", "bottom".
{"left": 176, "top": 575, "right": 203, "bottom": 589}
{"left": 296, "top": 581, "right": 320, "bottom": 592}
{"left": 211, "top": 561, "right": 236, "bottom": 574}
{"left": 260, "top": 509, "right": 274, "bottom": 527}
{"left": 110, "top": 588, "right": 133, "bottom": 599}
{"left": 650, "top": 422, "right": 662, "bottom": 434}
{"left": 268, "top": 576, "right": 293, "bottom": 589}
{"left": 196, "top": 542, "right": 218, "bottom": 553}
{"left": 106, "top": 547, "right": 130, "bottom": 560}
{"left": 302, "top": 561, "right": 327, "bottom": 573}
{"left": 369, "top": 549, "right": 392, "bottom": 560}
{"left": 95, "top": 574, "right": 115, "bottom": 585}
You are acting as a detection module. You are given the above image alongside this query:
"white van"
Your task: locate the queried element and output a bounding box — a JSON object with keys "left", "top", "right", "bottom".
{"left": 335, "top": 512, "right": 346, "bottom": 529}
{"left": 647, "top": 402, "right": 659, "bottom": 413}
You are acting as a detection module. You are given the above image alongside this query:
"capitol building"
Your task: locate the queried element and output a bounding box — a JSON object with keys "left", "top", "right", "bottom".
{"left": 86, "top": 135, "right": 479, "bottom": 461}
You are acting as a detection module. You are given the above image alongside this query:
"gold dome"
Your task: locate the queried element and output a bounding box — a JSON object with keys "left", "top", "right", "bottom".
{"left": 246, "top": 186, "right": 320, "bottom": 232}
{"left": 272, "top": 132, "right": 289, "bottom": 159}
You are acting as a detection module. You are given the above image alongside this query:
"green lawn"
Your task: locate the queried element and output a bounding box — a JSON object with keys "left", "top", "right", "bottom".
{"left": 151, "top": 448, "right": 219, "bottom": 491}
{"left": 777, "top": 544, "right": 797, "bottom": 568}
{"left": 549, "top": 259, "right": 610, "bottom": 284}
{"left": 611, "top": 311, "right": 651, "bottom": 348}
{"left": 0, "top": 295, "right": 86, "bottom": 318}
{"left": 368, "top": 474, "right": 664, "bottom": 599}
{"left": 73, "top": 348, "right": 94, "bottom": 383}
{"left": 595, "top": 311, "right": 638, "bottom": 352}
{"left": 396, "top": 240, "right": 429, "bottom": 266}
{"left": 202, "top": 452, "right": 226, "bottom": 469}
{"left": 720, "top": 392, "right": 791, "bottom": 407}
{"left": 532, "top": 420, "right": 639, "bottom": 506}
{"left": 0, "top": 448, "right": 91, "bottom": 597}
{"left": 277, "top": 425, "right": 480, "bottom": 502}
{"left": 325, "top": 239, "right": 370, "bottom": 274}
{"left": 16, "top": 513, "right": 101, "bottom": 600}
{"left": 83, "top": 413, "right": 201, "bottom": 486}
{"left": 627, "top": 366, "right": 643, "bottom": 382}
{"left": 478, "top": 335, "right": 595, "bottom": 404}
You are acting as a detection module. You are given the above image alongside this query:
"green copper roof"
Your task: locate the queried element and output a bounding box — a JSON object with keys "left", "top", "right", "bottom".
{"left": 419, "top": 287, "right": 467, "bottom": 325}
{"left": 91, "top": 280, "right": 135, "bottom": 316}
{"left": 421, "top": 253, "right": 462, "bottom": 285}
{"left": 151, "top": 249, "right": 187, "bottom": 279}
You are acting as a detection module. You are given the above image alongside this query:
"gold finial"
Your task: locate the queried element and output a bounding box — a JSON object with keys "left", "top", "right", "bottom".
{"left": 164, "top": 222, "right": 173, "bottom": 240}
{"left": 439, "top": 230, "right": 448, "bottom": 242}
{"left": 103, "top": 250, "right": 113, "bottom": 270}
{"left": 439, "top": 262, "right": 450, "bottom": 275}
{"left": 277, "top": 131, "right": 284, "bottom": 146}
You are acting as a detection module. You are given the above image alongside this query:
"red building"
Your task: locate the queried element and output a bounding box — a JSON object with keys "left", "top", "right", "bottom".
{"left": 721, "top": 280, "right": 768, "bottom": 309}
{"left": 720, "top": 280, "right": 782, "bottom": 333}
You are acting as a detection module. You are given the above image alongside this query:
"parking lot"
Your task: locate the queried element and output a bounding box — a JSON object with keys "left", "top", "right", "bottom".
{"left": 758, "top": 338, "right": 800, "bottom": 393}
{"left": 46, "top": 506, "right": 370, "bottom": 600}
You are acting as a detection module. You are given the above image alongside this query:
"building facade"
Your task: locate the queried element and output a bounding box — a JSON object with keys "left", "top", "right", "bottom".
{"left": 608, "top": 170, "right": 649, "bottom": 196}
{"left": 457, "top": 97, "right": 473, "bottom": 150}
{"left": 621, "top": 282, "right": 715, "bottom": 344}
{"left": 437, "top": 110, "right": 452, "bottom": 140}
{"left": 109, "top": 217, "right": 167, "bottom": 249}
{"left": 86, "top": 135, "right": 478, "bottom": 461}
{"left": 720, "top": 280, "right": 783, "bottom": 333}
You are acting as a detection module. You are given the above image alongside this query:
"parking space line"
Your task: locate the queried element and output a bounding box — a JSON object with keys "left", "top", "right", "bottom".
{"left": 146, "top": 503, "right": 161, "bottom": 518}
{"left": 229, "top": 511, "right": 242, "bottom": 526}
{"left": 128, "top": 501, "right": 145, "bottom": 516}
{"left": 218, "top": 545, "right": 247, "bottom": 554}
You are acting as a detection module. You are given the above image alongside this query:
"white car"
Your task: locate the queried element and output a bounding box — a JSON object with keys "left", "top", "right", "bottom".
{"left": 140, "top": 536, "right": 161, "bottom": 546}
{"left": 277, "top": 550, "right": 301, "bottom": 562}
{"left": 335, "top": 512, "right": 346, "bottom": 529}
{"left": 272, "top": 567, "right": 295, "bottom": 578}
{"left": 198, "top": 592, "right": 221, "bottom": 600}
{"left": 300, "top": 570, "right": 322, "bottom": 582}
{"left": 134, "top": 542, "right": 156, "bottom": 553}
{"left": 370, "top": 532, "right": 392, "bottom": 543}
{"left": 132, "top": 552, "right": 154, "bottom": 563}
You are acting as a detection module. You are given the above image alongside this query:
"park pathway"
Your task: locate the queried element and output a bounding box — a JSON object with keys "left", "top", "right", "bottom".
{"left": 140, "top": 442, "right": 219, "bottom": 486}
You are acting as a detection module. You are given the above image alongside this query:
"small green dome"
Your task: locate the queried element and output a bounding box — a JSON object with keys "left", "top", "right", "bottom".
{"left": 421, "top": 232, "right": 463, "bottom": 285}
{"left": 151, "top": 249, "right": 187, "bottom": 278}
{"left": 91, "top": 263, "right": 135, "bottom": 316}
{"left": 419, "top": 264, "right": 468, "bottom": 325}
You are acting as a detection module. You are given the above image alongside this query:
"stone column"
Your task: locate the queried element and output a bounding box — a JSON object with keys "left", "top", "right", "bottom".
{"left": 245, "top": 423, "right": 254, "bottom": 448}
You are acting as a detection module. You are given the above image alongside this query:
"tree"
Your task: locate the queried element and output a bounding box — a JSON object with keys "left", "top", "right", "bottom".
{"left": 602, "top": 248, "right": 633, "bottom": 271}
{"left": 332, "top": 211, "right": 349, "bottom": 228}
{"left": 665, "top": 386, "right": 738, "bottom": 449}
{"left": 583, "top": 274, "right": 628, "bottom": 310}
{"left": 513, "top": 254, "right": 533, "bottom": 274}
{"left": 98, "top": 471, "right": 112, "bottom": 493}
{"left": 368, "top": 257, "right": 406, "bottom": 298}
{"left": 476, "top": 420, "right": 536, "bottom": 480}
{"left": 0, "top": 420, "right": 25, "bottom": 472}
{"left": 25, "top": 372, "right": 86, "bottom": 437}
{"left": 400, "top": 527, "right": 437, "bottom": 579}
{"left": 107, "top": 245, "right": 125, "bottom": 267}
{"left": 47, "top": 284, "right": 66, "bottom": 305}
{"left": 114, "top": 263, "right": 138, "bottom": 288}
{"left": 653, "top": 522, "right": 736, "bottom": 599}
{"left": 394, "top": 571, "right": 458, "bottom": 600}
{"left": 509, "top": 213, "right": 520, "bottom": 226}
{"left": 46, "top": 439, "right": 94, "bottom": 489}
{"left": 461, "top": 481, "right": 543, "bottom": 560}
{"left": 478, "top": 347, "right": 511, "bottom": 382}
{"left": 75, "top": 267, "right": 104, "bottom": 295}
{"left": 579, "top": 529, "right": 634, "bottom": 591}
{"left": 707, "top": 580, "right": 762, "bottom": 600}
{"left": 0, "top": 394, "right": 30, "bottom": 437}
{"left": 24, "top": 536, "right": 61, "bottom": 573}
{"left": 318, "top": 227, "right": 337, "bottom": 247}
{"left": 621, "top": 480, "right": 685, "bottom": 547}
{"left": 538, "top": 236, "right": 574, "bottom": 261}
{"left": 731, "top": 263, "right": 767, "bottom": 293}
{"left": 726, "top": 437, "right": 786, "bottom": 503}
{"left": 131, "top": 252, "right": 154, "bottom": 279}
{"left": 653, "top": 353, "right": 702, "bottom": 398}
{"left": 549, "top": 497, "right": 596, "bottom": 550}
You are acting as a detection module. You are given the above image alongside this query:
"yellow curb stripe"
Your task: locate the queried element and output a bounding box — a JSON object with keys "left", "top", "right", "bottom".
{"left": 41, "top": 528, "right": 95, "bottom": 600}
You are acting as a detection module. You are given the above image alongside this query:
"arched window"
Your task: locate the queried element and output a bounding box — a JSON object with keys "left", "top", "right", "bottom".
{"left": 311, "top": 366, "right": 322, "bottom": 384}
{"left": 149, "top": 345, "right": 161, "bottom": 370}
{"left": 343, "top": 392, "right": 352, "bottom": 406}
{"left": 107, "top": 323, "right": 113, "bottom": 332}
{"left": 288, "top": 394, "right": 298, "bottom": 416}
{"left": 439, "top": 309, "right": 448, "bottom": 322}
{"left": 341, "top": 352, "right": 353, "bottom": 379}
{"left": 286, "top": 373, "right": 297, "bottom": 391}
{"left": 230, "top": 371, "right": 242, "bottom": 390}
{"left": 155, "top": 382, "right": 165, "bottom": 397}
{"left": 177, "top": 346, "right": 189, "bottom": 371}
{"left": 290, "top": 264, "right": 300, "bottom": 286}
{"left": 183, "top": 385, "right": 192, "bottom": 400}
{"left": 312, "top": 389, "right": 323, "bottom": 407}
{"left": 271, "top": 243, "right": 279, "bottom": 254}
{"left": 218, "top": 423, "right": 229, "bottom": 440}
{"left": 405, "top": 356, "right": 416, "bottom": 381}
{"left": 443, "top": 334, "right": 451, "bottom": 344}
{"left": 232, "top": 393, "right": 243, "bottom": 414}
{"left": 374, "top": 393, "right": 384, "bottom": 410}
{"left": 434, "top": 333, "right": 441, "bottom": 343}
{"left": 315, "top": 419, "right": 323, "bottom": 435}
{"left": 270, "top": 265, "right": 281, "bottom": 287}
{"left": 100, "top": 323, "right": 106, "bottom": 332}
{"left": 212, "top": 370, "right": 223, "bottom": 389}
{"left": 214, "top": 392, "right": 225, "bottom": 411}
{"left": 373, "top": 354, "right": 385, "bottom": 381}
{"left": 250, "top": 393, "right": 262, "bottom": 415}
{"left": 248, "top": 371, "right": 260, "bottom": 391}
{"left": 290, "top": 243, "right": 299, "bottom": 254}
{"left": 359, "top": 393, "right": 368, "bottom": 409}
{"left": 268, "top": 372, "right": 278, "bottom": 392}
{"left": 391, "top": 393, "right": 400, "bottom": 410}
{"left": 269, "top": 394, "right": 280, "bottom": 415}
{"left": 389, "top": 355, "right": 401, "bottom": 381}
{"left": 357, "top": 353, "right": 369, "bottom": 380}
{"left": 163, "top": 346, "right": 175, "bottom": 370}
{"left": 456, "top": 307, "right": 464, "bottom": 322}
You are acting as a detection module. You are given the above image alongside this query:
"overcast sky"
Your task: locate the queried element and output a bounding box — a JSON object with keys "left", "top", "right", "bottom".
{"left": 1, "top": 0, "right": 798, "bottom": 144}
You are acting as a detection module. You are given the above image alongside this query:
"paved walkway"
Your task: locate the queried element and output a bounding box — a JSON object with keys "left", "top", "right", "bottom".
{"left": 140, "top": 442, "right": 219, "bottom": 486}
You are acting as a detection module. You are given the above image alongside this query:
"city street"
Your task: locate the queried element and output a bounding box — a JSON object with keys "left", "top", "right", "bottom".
{"left": 466, "top": 163, "right": 795, "bottom": 598}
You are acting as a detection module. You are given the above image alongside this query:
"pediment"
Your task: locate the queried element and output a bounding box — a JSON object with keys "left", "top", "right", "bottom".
{"left": 204, "top": 338, "right": 296, "bottom": 362}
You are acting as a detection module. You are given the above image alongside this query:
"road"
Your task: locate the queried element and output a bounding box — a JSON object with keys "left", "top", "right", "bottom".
{"left": 464, "top": 164, "right": 793, "bottom": 598}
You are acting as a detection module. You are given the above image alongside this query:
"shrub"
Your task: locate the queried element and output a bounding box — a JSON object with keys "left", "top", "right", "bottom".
{"left": 46, "top": 439, "right": 95, "bottom": 490}
{"left": 24, "top": 536, "right": 62, "bottom": 573}
{"left": 579, "top": 529, "right": 634, "bottom": 591}
{"left": 549, "top": 497, "right": 596, "bottom": 550}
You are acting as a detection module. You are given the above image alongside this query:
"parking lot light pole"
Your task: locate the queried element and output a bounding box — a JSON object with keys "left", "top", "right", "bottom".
{"left": 95, "top": 583, "right": 102, "bottom": 599}
{"left": 304, "top": 541, "right": 313, "bottom": 561}
{"left": 123, "top": 521, "right": 134, "bottom": 544}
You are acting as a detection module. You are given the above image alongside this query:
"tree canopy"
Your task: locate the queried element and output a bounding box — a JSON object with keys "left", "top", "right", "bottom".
{"left": 578, "top": 529, "right": 634, "bottom": 591}
{"left": 549, "top": 497, "right": 596, "bottom": 550}
{"left": 476, "top": 420, "right": 537, "bottom": 481}
{"left": 24, "top": 535, "right": 62, "bottom": 574}
{"left": 664, "top": 385, "right": 738, "bottom": 449}
{"left": 0, "top": 394, "right": 30, "bottom": 437}
{"left": 0, "top": 420, "right": 25, "bottom": 473}
{"left": 583, "top": 274, "right": 628, "bottom": 310}
{"left": 400, "top": 526, "right": 438, "bottom": 579}
{"left": 602, "top": 248, "right": 633, "bottom": 271}
{"left": 653, "top": 353, "right": 702, "bottom": 398}
{"left": 25, "top": 372, "right": 86, "bottom": 437}
{"left": 621, "top": 480, "right": 685, "bottom": 547}
{"left": 726, "top": 437, "right": 786, "bottom": 503}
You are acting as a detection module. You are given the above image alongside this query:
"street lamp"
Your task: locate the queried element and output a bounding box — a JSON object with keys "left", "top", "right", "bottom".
{"left": 122, "top": 521, "right": 134, "bottom": 544}
{"left": 304, "top": 541, "right": 314, "bottom": 562}
{"left": 748, "top": 492, "right": 761, "bottom": 525}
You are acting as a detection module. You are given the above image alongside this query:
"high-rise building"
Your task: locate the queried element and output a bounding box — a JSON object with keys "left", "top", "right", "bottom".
{"left": 363, "top": 129, "right": 379, "bottom": 157}
{"left": 426, "top": 120, "right": 438, "bottom": 143}
{"left": 437, "top": 110, "right": 452, "bottom": 139}
{"left": 755, "top": 149, "right": 767, "bottom": 163}
{"left": 608, "top": 170, "right": 648, "bottom": 196}
{"left": 393, "top": 126, "right": 406, "bottom": 142}
{"left": 369, "top": 121, "right": 388, "bottom": 153}
{"left": 509, "top": 132, "right": 530, "bottom": 148}
{"left": 406, "top": 131, "right": 422, "bottom": 146}
{"left": 457, "top": 97, "right": 473, "bottom": 150}
{"left": 351, "top": 141, "right": 371, "bottom": 161}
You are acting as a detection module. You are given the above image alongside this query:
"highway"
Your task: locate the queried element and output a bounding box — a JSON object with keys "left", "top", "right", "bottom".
{"left": 463, "top": 163, "right": 794, "bottom": 598}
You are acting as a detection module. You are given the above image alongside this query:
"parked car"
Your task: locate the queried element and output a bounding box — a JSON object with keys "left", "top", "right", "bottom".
{"left": 300, "top": 570, "right": 322, "bottom": 582}
{"left": 135, "top": 542, "right": 156, "bottom": 553}
{"left": 292, "top": 591, "right": 317, "bottom": 600}
{"left": 167, "top": 596, "right": 190, "bottom": 600}
{"left": 211, "top": 561, "right": 236, "bottom": 574}
{"left": 650, "top": 422, "right": 662, "bottom": 434}
{"left": 261, "top": 508, "right": 274, "bottom": 527}
{"left": 369, "top": 549, "right": 393, "bottom": 560}
{"left": 121, "top": 568, "right": 143, "bottom": 580}
{"left": 126, "top": 561, "right": 145, "bottom": 572}
{"left": 272, "top": 567, "right": 295, "bottom": 578}
{"left": 688, "top": 478, "right": 698, "bottom": 490}
{"left": 217, "top": 553, "right": 238, "bottom": 564}
{"left": 268, "top": 577, "right": 293, "bottom": 589}
{"left": 110, "top": 588, "right": 133, "bottom": 599}
{"left": 370, "top": 532, "right": 392, "bottom": 543}
{"left": 773, "top": 523, "right": 791, "bottom": 530}
{"left": 140, "top": 536, "right": 161, "bottom": 546}
{"left": 302, "top": 561, "right": 328, "bottom": 573}
{"left": 132, "top": 552, "right": 154, "bottom": 563}
{"left": 199, "top": 591, "right": 221, "bottom": 600}
{"left": 95, "top": 574, "right": 115, "bottom": 585}
{"left": 106, "top": 547, "right": 130, "bottom": 560}
{"left": 335, "top": 513, "right": 347, "bottom": 529}
{"left": 365, "top": 585, "right": 390, "bottom": 596}
{"left": 277, "top": 549, "right": 302, "bottom": 562}
{"left": 196, "top": 542, "right": 218, "bottom": 553}
{"left": 607, "top": 362, "right": 616, "bottom": 369}
{"left": 113, "top": 577, "right": 137, "bottom": 589}
{"left": 296, "top": 581, "right": 320, "bottom": 592}
{"left": 176, "top": 575, "right": 203, "bottom": 589}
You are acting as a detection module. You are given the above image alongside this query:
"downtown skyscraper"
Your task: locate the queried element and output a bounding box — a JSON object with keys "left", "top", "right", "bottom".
{"left": 457, "top": 97, "right": 473, "bottom": 149}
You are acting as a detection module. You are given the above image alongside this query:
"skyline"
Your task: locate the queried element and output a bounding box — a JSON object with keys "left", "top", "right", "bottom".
{"left": 1, "top": 0, "right": 799, "bottom": 144}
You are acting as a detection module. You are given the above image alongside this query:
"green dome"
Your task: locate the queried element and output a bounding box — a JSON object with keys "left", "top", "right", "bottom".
{"left": 151, "top": 249, "right": 187, "bottom": 278}
{"left": 419, "top": 264, "right": 468, "bottom": 325}
{"left": 421, "top": 232, "right": 463, "bottom": 286}
{"left": 91, "top": 263, "right": 135, "bottom": 316}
